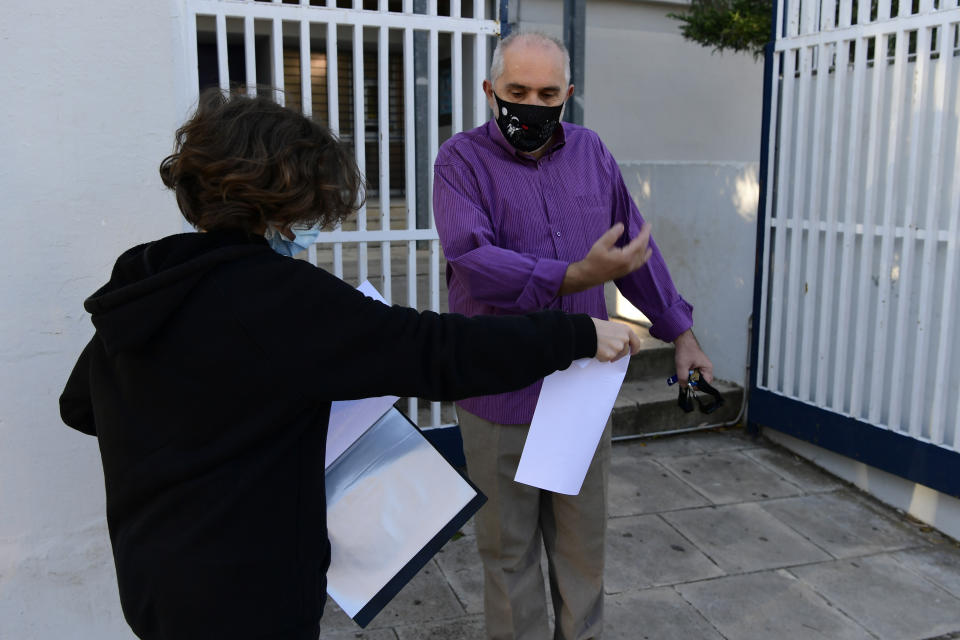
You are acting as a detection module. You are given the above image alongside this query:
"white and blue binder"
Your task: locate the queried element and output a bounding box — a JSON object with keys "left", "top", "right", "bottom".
{"left": 324, "top": 283, "right": 485, "bottom": 627}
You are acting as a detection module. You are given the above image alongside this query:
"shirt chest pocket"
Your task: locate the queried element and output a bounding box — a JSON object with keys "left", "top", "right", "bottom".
{"left": 574, "top": 193, "right": 612, "bottom": 221}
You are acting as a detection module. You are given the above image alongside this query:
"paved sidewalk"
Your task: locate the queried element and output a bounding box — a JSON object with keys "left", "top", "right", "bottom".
{"left": 319, "top": 427, "right": 960, "bottom": 640}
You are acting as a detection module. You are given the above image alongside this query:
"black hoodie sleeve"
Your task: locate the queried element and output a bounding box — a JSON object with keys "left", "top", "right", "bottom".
{"left": 60, "top": 337, "right": 98, "bottom": 436}
{"left": 219, "top": 256, "right": 598, "bottom": 403}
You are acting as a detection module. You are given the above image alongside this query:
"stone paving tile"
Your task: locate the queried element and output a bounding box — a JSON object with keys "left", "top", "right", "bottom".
{"left": 434, "top": 534, "right": 484, "bottom": 614}
{"left": 685, "top": 428, "right": 763, "bottom": 452}
{"left": 761, "top": 491, "right": 926, "bottom": 558}
{"left": 394, "top": 614, "right": 486, "bottom": 640}
{"left": 605, "top": 586, "right": 725, "bottom": 640}
{"left": 333, "top": 560, "right": 464, "bottom": 631}
{"left": 743, "top": 446, "right": 846, "bottom": 493}
{"left": 790, "top": 555, "right": 960, "bottom": 640}
{"left": 608, "top": 458, "right": 710, "bottom": 517}
{"left": 322, "top": 628, "right": 398, "bottom": 640}
{"left": 893, "top": 545, "right": 960, "bottom": 600}
{"left": 611, "top": 434, "right": 709, "bottom": 460}
{"left": 605, "top": 514, "right": 723, "bottom": 593}
{"left": 677, "top": 570, "right": 874, "bottom": 640}
{"left": 658, "top": 450, "right": 803, "bottom": 505}
{"left": 663, "top": 503, "right": 832, "bottom": 573}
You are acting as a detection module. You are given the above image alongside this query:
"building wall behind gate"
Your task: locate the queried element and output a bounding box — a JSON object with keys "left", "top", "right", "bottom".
{"left": 0, "top": 1, "right": 186, "bottom": 637}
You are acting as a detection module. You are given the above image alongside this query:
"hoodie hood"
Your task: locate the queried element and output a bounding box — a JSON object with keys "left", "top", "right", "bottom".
{"left": 84, "top": 231, "right": 271, "bottom": 355}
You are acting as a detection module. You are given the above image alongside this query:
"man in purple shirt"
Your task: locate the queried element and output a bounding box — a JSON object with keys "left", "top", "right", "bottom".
{"left": 433, "top": 32, "right": 713, "bottom": 640}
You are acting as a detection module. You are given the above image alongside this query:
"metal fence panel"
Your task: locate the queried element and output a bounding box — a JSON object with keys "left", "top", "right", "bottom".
{"left": 759, "top": 0, "right": 960, "bottom": 449}
{"left": 183, "top": 0, "right": 499, "bottom": 427}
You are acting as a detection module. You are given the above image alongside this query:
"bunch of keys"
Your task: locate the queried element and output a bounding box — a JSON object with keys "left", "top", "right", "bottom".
{"left": 667, "top": 369, "right": 725, "bottom": 414}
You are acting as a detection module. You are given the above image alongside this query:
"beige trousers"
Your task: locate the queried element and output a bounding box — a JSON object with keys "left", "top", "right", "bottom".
{"left": 457, "top": 407, "right": 610, "bottom": 640}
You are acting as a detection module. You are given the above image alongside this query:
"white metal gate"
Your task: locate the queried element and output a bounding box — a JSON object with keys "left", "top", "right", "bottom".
{"left": 752, "top": 0, "right": 960, "bottom": 483}
{"left": 177, "top": 0, "right": 499, "bottom": 427}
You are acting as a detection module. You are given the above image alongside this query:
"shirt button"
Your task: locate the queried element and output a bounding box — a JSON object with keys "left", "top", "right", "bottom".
{"left": 556, "top": 232, "right": 561, "bottom": 237}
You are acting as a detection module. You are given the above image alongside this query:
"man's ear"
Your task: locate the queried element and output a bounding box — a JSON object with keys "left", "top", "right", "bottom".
{"left": 483, "top": 79, "right": 498, "bottom": 115}
{"left": 566, "top": 84, "right": 575, "bottom": 100}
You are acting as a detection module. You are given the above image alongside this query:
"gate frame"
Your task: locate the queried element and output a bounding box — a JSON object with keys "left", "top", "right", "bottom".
{"left": 748, "top": 0, "right": 960, "bottom": 499}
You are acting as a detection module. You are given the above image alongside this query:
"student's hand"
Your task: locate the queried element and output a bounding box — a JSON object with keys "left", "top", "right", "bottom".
{"left": 592, "top": 318, "right": 643, "bottom": 362}
{"left": 560, "top": 222, "right": 653, "bottom": 295}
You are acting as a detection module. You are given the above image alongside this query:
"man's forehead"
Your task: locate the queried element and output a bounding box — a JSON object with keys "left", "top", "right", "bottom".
{"left": 498, "top": 42, "right": 567, "bottom": 87}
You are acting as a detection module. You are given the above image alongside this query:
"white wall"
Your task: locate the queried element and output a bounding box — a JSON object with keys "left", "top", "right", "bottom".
{"left": 0, "top": 2, "right": 188, "bottom": 637}
{"left": 512, "top": 0, "right": 764, "bottom": 384}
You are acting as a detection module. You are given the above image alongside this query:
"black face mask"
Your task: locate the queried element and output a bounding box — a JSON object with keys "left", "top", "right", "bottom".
{"left": 493, "top": 93, "right": 564, "bottom": 153}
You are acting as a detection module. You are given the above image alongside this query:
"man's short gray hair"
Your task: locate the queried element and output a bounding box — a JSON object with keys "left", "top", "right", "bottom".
{"left": 489, "top": 32, "right": 571, "bottom": 87}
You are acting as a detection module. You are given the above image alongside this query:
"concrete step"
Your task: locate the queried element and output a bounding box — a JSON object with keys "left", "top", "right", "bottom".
{"left": 609, "top": 317, "right": 676, "bottom": 383}
{"left": 612, "top": 375, "right": 743, "bottom": 438}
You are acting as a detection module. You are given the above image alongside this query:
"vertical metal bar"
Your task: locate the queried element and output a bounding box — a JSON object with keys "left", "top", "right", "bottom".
{"left": 782, "top": 46, "right": 813, "bottom": 397}
{"left": 765, "top": 47, "right": 797, "bottom": 391}
{"left": 476, "top": 0, "right": 485, "bottom": 20}
{"left": 244, "top": 15, "right": 258, "bottom": 96}
{"left": 813, "top": 38, "right": 847, "bottom": 407}
{"left": 451, "top": 0, "right": 461, "bottom": 18}
{"left": 878, "top": 0, "right": 892, "bottom": 21}
{"left": 927, "top": 21, "right": 958, "bottom": 445}
{"left": 300, "top": 20, "right": 313, "bottom": 116}
{"left": 216, "top": 13, "right": 230, "bottom": 92}
{"left": 378, "top": 24, "right": 392, "bottom": 303}
{"left": 754, "top": 48, "right": 782, "bottom": 391}
{"left": 272, "top": 17, "right": 285, "bottom": 106}
{"left": 563, "top": 0, "right": 586, "bottom": 124}
{"left": 838, "top": 0, "right": 853, "bottom": 27}
{"left": 909, "top": 22, "right": 947, "bottom": 436}
{"left": 788, "top": 0, "right": 802, "bottom": 36}
{"left": 820, "top": 0, "right": 837, "bottom": 29}
{"left": 474, "top": 29, "right": 489, "bottom": 127}
{"left": 327, "top": 19, "right": 344, "bottom": 278}
{"left": 849, "top": 31, "right": 890, "bottom": 417}
{"left": 776, "top": 0, "right": 787, "bottom": 38}
{"left": 429, "top": 26, "right": 441, "bottom": 425}
{"left": 353, "top": 20, "right": 368, "bottom": 282}
{"left": 830, "top": 34, "right": 866, "bottom": 412}
{"left": 800, "top": 0, "right": 818, "bottom": 33}
{"left": 403, "top": 23, "right": 418, "bottom": 422}
{"left": 867, "top": 29, "right": 908, "bottom": 426}
{"left": 888, "top": 26, "right": 930, "bottom": 433}
{"left": 452, "top": 31, "right": 464, "bottom": 135}
{"left": 798, "top": 40, "right": 830, "bottom": 402}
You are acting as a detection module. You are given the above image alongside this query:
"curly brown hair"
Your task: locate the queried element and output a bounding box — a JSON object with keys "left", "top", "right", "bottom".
{"left": 160, "top": 89, "right": 363, "bottom": 233}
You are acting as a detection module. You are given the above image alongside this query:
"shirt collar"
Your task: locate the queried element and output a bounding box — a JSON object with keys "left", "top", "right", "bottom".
{"left": 485, "top": 117, "right": 567, "bottom": 162}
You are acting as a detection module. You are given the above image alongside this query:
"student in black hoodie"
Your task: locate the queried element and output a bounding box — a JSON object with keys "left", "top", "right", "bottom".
{"left": 59, "top": 89, "right": 643, "bottom": 640}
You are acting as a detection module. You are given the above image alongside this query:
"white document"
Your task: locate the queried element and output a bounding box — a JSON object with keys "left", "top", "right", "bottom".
{"left": 514, "top": 355, "right": 630, "bottom": 495}
{"left": 325, "top": 281, "right": 398, "bottom": 468}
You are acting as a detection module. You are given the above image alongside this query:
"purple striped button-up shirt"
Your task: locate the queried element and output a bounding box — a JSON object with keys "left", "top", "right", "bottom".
{"left": 433, "top": 119, "right": 693, "bottom": 424}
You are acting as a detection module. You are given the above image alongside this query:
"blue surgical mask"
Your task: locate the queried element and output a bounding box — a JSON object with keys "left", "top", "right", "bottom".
{"left": 264, "top": 223, "right": 321, "bottom": 257}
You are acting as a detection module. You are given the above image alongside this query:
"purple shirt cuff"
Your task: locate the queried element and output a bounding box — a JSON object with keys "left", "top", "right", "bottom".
{"left": 521, "top": 257, "right": 569, "bottom": 310}
{"left": 646, "top": 297, "right": 694, "bottom": 343}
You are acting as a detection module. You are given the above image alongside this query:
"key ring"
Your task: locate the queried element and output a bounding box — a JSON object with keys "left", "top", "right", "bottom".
{"left": 667, "top": 369, "right": 724, "bottom": 414}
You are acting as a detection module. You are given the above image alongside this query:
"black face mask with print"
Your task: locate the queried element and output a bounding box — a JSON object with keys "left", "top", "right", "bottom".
{"left": 493, "top": 93, "right": 564, "bottom": 153}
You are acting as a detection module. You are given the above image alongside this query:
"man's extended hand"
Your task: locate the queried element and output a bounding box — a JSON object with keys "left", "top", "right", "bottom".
{"left": 560, "top": 222, "right": 653, "bottom": 295}
{"left": 591, "top": 318, "right": 643, "bottom": 362}
{"left": 674, "top": 329, "right": 713, "bottom": 387}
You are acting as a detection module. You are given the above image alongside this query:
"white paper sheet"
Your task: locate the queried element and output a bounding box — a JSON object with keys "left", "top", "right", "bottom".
{"left": 325, "top": 281, "right": 398, "bottom": 468}
{"left": 514, "top": 355, "right": 630, "bottom": 495}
